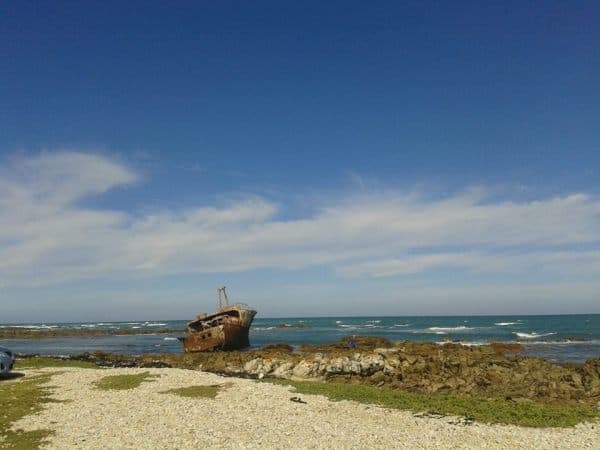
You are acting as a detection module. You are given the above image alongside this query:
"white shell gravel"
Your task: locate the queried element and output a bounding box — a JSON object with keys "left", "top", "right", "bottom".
{"left": 12, "top": 367, "right": 600, "bottom": 449}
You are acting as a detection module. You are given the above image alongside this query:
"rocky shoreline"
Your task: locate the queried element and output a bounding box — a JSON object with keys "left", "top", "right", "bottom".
{"left": 26, "top": 337, "right": 600, "bottom": 408}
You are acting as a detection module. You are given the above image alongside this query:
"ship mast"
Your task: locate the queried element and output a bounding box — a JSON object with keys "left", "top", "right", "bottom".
{"left": 217, "top": 286, "right": 229, "bottom": 309}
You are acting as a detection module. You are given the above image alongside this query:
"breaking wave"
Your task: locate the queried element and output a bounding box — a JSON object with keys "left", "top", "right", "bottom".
{"left": 524, "top": 339, "right": 600, "bottom": 345}
{"left": 427, "top": 326, "right": 473, "bottom": 332}
{"left": 436, "top": 341, "right": 486, "bottom": 347}
{"left": 514, "top": 332, "right": 557, "bottom": 339}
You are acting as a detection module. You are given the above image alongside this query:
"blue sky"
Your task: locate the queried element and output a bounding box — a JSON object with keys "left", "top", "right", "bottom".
{"left": 1, "top": 1, "right": 599, "bottom": 322}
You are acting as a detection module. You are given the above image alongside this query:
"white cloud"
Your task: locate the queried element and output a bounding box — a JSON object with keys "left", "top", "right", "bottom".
{"left": 1, "top": 152, "right": 137, "bottom": 207}
{"left": 1, "top": 151, "right": 599, "bottom": 288}
{"left": 336, "top": 250, "right": 600, "bottom": 278}
{"left": 336, "top": 253, "right": 483, "bottom": 277}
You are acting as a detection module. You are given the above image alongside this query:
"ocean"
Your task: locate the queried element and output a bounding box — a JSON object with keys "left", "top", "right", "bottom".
{"left": 2, "top": 314, "right": 599, "bottom": 365}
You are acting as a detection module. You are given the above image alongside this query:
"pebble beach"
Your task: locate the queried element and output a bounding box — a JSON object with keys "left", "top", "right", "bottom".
{"left": 12, "top": 367, "right": 600, "bottom": 449}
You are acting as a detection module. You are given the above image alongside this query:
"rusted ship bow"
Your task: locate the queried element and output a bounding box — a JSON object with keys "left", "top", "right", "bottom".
{"left": 179, "top": 287, "right": 256, "bottom": 352}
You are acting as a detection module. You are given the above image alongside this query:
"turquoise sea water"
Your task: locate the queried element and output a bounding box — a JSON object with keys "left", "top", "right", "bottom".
{"left": 1, "top": 314, "right": 599, "bottom": 364}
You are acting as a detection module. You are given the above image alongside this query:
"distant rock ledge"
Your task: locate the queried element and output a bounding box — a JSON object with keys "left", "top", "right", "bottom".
{"left": 0, "top": 327, "right": 183, "bottom": 339}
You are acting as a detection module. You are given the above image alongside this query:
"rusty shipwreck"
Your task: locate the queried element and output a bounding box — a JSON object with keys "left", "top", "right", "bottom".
{"left": 179, "top": 287, "right": 257, "bottom": 352}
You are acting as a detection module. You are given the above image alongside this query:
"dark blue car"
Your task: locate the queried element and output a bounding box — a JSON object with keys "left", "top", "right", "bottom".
{"left": 0, "top": 347, "right": 15, "bottom": 374}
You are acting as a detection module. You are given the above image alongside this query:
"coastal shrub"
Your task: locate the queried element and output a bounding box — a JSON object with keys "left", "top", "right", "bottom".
{"left": 269, "top": 379, "right": 599, "bottom": 428}
{"left": 93, "top": 372, "right": 159, "bottom": 390}
{"left": 15, "top": 357, "right": 99, "bottom": 370}
{"left": 161, "top": 384, "right": 228, "bottom": 398}
{"left": 0, "top": 372, "right": 61, "bottom": 448}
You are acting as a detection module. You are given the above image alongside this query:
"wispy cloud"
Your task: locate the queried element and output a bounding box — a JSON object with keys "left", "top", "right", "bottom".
{"left": 336, "top": 251, "right": 600, "bottom": 278}
{"left": 1, "top": 152, "right": 599, "bottom": 288}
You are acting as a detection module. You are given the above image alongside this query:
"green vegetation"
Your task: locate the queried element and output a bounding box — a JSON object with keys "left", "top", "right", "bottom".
{"left": 0, "top": 372, "right": 61, "bottom": 449}
{"left": 93, "top": 372, "right": 159, "bottom": 390}
{"left": 15, "top": 357, "right": 99, "bottom": 370}
{"left": 162, "top": 384, "right": 226, "bottom": 399}
{"left": 268, "top": 379, "right": 600, "bottom": 428}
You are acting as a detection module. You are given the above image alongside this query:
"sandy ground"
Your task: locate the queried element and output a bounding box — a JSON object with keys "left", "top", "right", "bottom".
{"left": 12, "top": 367, "right": 600, "bottom": 449}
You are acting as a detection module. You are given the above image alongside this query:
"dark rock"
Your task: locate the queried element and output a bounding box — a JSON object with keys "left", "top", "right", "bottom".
{"left": 260, "top": 344, "right": 295, "bottom": 354}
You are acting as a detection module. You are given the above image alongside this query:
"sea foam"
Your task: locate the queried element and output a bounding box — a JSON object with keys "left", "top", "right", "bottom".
{"left": 427, "top": 326, "right": 473, "bottom": 332}
{"left": 514, "top": 332, "right": 557, "bottom": 339}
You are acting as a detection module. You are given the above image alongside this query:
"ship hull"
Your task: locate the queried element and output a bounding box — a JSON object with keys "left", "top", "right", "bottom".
{"left": 181, "top": 295, "right": 256, "bottom": 352}
{"left": 180, "top": 320, "right": 252, "bottom": 352}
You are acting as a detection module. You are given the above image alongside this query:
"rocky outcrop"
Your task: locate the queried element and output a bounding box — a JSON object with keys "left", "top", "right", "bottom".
{"left": 31, "top": 338, "right": 600, "bottom": 407}
{"left": 233, "top": 343, "right": 600, "bottom": 406}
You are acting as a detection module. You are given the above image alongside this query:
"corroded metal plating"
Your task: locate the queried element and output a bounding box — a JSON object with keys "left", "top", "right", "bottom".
{"left": 179, "top": 287, "right": 256, "bottom": 352}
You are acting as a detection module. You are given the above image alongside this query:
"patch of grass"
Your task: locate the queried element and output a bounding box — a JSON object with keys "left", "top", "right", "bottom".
{"left": 162, "top": 385, "right": 223, "bottom": 398}
{"left": 93, "top": 372, "right": 159, "bottom": 390}
{"left": 268, "top": 379, "right": 599, "bottom": 428}
{"left": 15, "top": 357, "right": 99, "bottom": 370}
{"left": 0, "top": 372, "right": 61, "bottom": 449}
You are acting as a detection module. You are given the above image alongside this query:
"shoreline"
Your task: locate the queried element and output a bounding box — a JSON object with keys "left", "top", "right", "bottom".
{"left": 16, "top": 337, "right": 600, "bottom": 408}
{"left": 4, "top": 365, "right": 600, "bottom": 449}
{"left": 5, "top": 338, "right": 600, "bottom": 448}
{"left": 0, "top": 323, "right": 311, "bottom": 340}
{"left": 2, "top": 325, "right": 595, "bottom": 345}
{"left": 3, "top": 328, "right": 598, "bottom": 367}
